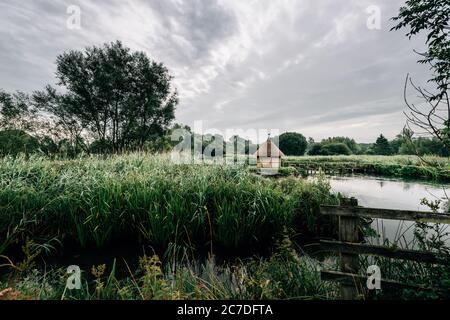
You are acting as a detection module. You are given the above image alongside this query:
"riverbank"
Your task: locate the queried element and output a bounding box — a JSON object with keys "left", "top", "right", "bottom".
{"left": 1, "top": 153, "right": 449, "bottom": 300}
{"left": 0, "top": 153, "right": 341, "bottom": 300}
{"left": 283, "top": 155, "right": 450, "bottom": 182}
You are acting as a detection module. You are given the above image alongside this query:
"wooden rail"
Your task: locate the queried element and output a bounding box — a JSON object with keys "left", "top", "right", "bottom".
{"left": 320, "top": 205, "right": 450, "bottom": 224}
{"left": 319, "top": 240, "right": 445, "bottom": 264}
{"left": 318, "top": 197, "right": 450, "bottom": 300}
{"left": 320, "top": 270, "right": 435, "bottom": 292}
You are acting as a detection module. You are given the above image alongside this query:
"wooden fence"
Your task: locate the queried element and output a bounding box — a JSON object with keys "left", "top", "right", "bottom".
{"left": 318, "top": 197, "right": 450, "bottom": 299}
{"left": 283, "top": 161, "right": 368, "bottom": 175}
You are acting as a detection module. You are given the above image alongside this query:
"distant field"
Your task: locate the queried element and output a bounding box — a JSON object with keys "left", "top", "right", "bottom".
{"left": 283, "top": 155, "right": 450, "bottom": 182}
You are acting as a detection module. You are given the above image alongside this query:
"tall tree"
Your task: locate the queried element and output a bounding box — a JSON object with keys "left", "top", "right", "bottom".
{"left": 278, "top": 132, "right": 308, "bottom": 156}
{"left": 35, "top": 41, "right": 178, "bottom": 152}
{"left": 373, "top": 134, "right": 393, "bottom": 155}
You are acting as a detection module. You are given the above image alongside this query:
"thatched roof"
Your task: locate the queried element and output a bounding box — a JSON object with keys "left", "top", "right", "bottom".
{"left": 254, "top": 139, "right": 285, "bottom": 157}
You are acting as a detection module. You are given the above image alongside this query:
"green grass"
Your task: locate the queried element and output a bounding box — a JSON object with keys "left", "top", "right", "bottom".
{"left": 0, "top": 153, "right": 337, "bottom": 256}
{"left": 283, "top": 155, "right": 450, "bottom": 181}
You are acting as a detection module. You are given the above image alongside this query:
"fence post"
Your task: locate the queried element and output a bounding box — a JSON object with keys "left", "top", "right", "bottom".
{"left": 339, "top": 197, "right": 360, "bottom": 300}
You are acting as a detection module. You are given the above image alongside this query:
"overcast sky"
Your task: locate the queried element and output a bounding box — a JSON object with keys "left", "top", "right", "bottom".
{"left": 0, "top": 0, "right": 432, "bottom": 142}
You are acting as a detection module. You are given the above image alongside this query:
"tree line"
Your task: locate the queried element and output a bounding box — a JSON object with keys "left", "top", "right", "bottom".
{"left": 275, "top": 130, "right": 449, "bottom": 157}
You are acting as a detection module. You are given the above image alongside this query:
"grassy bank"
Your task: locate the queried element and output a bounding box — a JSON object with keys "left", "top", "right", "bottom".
{"left": 3, "top": 153, "right": 447, "bottom": 300}
{"left": 0, "top": 153, "right": 339, "bottom": 299}
{"left": 283, "top": 155, "right": 450, "bottom": 181}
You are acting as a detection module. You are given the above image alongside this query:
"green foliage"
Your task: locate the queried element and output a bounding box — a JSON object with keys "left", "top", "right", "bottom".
{"left": 0, "top": 90, "right": 36, "bottom": 131}
{"left": 322, "top": 137, "right": 360, "bottom": 154}
{"left": 372, "top": 134, "right": 393, "bottom": 155}
{"left": 0, "top": 130, "right": 40, "bottom": 157}
{"left": 390, "top": 129, "right": 449, "bottom": 156}
{"left": 0, "top": 236, "right": 336, "bottom": 300}
{"left": 38, "top": 136, "right": 59, "bottom": 156}
{"left": 321, "top": 142, "right": 352, "bottom": 155}
{"left": 307, "top": 137, "right": 357, "bottom": 156}
{"left": 401, "top": 137, "right": 449, "bottom": 157}
{"left": 364, "top": 212, "right": 450, "bottom": 299}
{"left": 277, "top": 132, "right": 308, "bottom": 156}
{"left": 226, "top": 135, "right": 256, "bottom": 155}
{"left": 392, "top": 0, "right": 450, "bottom": 100}
{"left": 278, "top": 166, "right": 298, "bottom": 176}
{"left": 241, "top": 234, "right": 336, "bottom": 299}
{"left": 33, "top": 41, "right": 178, "bottom": 153}
{"left": 308, "top": 142, "right": 352, "bottom": 156}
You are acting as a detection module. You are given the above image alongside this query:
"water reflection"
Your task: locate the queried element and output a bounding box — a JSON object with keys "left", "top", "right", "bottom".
{"left": 327, "top": 175, "right": 448, "bottom": 212}
{"left": 311, "top": 175, "right": 450, "bottom": 246}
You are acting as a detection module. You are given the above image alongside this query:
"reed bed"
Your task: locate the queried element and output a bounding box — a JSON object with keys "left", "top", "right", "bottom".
{"left": 0, "top": 153, "right": 336, "bottom": 255}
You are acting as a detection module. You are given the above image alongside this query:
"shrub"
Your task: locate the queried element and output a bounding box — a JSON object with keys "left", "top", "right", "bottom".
{"left": 0, "top": 130, "right": 40, "bottom": 156}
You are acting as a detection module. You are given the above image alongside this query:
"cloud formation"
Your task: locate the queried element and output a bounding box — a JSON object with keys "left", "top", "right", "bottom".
{"left": 0, "top": 0, "right": 431, "bottom": 142}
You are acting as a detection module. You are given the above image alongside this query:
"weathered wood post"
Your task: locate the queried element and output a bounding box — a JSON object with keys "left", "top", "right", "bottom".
{"left": 339, "top": 197, "right": 360, "bottom": 300}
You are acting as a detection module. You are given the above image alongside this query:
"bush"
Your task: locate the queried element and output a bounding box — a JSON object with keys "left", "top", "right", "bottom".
{"left": 0, "top": 130, "right": 40, "bottom": 156}
{"left": 308, "top": 142, "right": 352, "bottom": 156}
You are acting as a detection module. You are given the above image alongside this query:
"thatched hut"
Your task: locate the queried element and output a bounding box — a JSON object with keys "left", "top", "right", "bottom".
{"left": 254, "top": 138, "right": 285, "bottom": 170}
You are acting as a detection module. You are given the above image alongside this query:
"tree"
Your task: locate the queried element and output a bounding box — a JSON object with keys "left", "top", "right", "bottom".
{"left": 35, "top": 41, "right": 178, "bottom": 153}
{"left": 390, "top": 128, "right": 414, "bottom": 154}
{"left": 321, "top": 142, "right": 352, "bottom": 155}
{"left": 399, "top": 136, "right": 449, "bottom": 156}
{"left": 399, "top": 141, "right": 416, "bottom": 155}
{"left": 392, "top": 1, "right": 450, "bottom": 150}
{"left": 278, "top": 132, "right": 307, "bottom": 156}
{"left": 308, "top": 142, "right": 352, "bottom": 155}
{"left": 308, "top": 143, "right": 324, "bottom": 156}
{"left": 373, "top": 134, "right": 393, "bottom": 155}
{"left": 321, "top": 136, "right": 360, "bottom": 154}
{"left": 33, "top": 86, "right": 85, "bottom": 152}
{"left": 392, "top": 0, "right": 450, "bottom": 100}
{"left": 39, "top": 136, "right": 59, "bottom": 156}
{"left": 0, "top": 129, "right": 40, "bottom": 156}
{"left": 0, "top": 90, "right": 37, "bottom": 132}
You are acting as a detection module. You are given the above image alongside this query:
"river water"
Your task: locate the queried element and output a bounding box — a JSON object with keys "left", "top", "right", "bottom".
{"left": 316, "top": 175, "right": 450, "bottom": 247}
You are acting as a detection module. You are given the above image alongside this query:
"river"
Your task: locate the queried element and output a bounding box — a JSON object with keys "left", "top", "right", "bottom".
{"left": 314, "top": 175, "right": 450, "bottom": 247}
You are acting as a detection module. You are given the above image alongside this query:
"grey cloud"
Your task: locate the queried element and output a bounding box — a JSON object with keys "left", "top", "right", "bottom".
{"left": 0, "top": 0, "right": 433, "bottom": 142}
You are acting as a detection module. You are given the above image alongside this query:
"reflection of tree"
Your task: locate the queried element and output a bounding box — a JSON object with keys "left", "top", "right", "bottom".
{"left": 403, "top": 183, "right": 412, "bottom": 192}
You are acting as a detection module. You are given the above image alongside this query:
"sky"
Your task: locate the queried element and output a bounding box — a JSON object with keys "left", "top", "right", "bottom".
{"left": 0, "top": 0, "right": 432, "bottom": 142}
